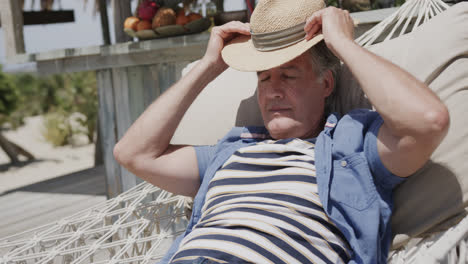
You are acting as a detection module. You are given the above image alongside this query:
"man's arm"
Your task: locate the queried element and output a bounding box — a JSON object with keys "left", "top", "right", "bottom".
{"left": 113, "top": 22, "right": 250, "bottom": 197}
{"left": 305, "top": 7, "right": 449, "bottom": 177}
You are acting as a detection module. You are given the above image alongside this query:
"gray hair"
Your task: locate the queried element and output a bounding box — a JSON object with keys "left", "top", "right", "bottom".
{"left": 308, "top": 41, "right": 341, "bottom": 116}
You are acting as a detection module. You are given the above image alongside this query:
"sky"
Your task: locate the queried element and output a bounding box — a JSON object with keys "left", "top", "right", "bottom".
{"left": 0, "top": 0, "right": 111, "bottom": 65}
{"left": 0, "top": 0, "right": 246, "bottom": 67}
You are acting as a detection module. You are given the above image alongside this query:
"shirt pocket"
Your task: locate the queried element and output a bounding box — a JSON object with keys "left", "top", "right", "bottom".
{"left": 329, "top": 152, "right": 377, "bottom": 211}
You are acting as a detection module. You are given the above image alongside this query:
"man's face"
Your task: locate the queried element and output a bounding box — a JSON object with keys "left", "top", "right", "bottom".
{"left": 257, "top": 51, "right": 333, "bottom": 139}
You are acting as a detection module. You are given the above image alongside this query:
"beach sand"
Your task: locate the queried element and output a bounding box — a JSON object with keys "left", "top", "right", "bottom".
{"left": 0, "top": 115, "right": 95, "bottom": 194}
{"left": 0, "top": 115, "right": 106, "bottom": 239}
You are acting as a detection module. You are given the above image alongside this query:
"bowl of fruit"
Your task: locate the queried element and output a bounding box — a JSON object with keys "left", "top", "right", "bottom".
{"left": 124, "top": 0, "right": 211, "bottom": 40}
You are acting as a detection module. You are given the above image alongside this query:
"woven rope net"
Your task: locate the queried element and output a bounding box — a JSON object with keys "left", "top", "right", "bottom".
{"left": 388, "top": 215, "right": 468, "bottom": 264}
{"left": 0, "top": 1, "right": 454, "bottom": 263}
{"left": 0, "top": 182, "right": 191, "bottom": 264}
{"left": 356, "top": 0, "right": 449, "bottom": 47}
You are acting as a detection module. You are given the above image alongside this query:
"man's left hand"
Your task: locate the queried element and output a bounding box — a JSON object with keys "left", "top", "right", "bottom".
{"left": 304, "top": 7, "right": 355, "bottom": 57}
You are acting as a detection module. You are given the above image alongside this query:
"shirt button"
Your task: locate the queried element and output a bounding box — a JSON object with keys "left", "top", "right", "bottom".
{"left": 341, "top": 160, "right": 348, "bottom": 167}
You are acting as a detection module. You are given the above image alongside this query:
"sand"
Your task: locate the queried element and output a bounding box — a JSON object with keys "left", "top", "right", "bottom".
{"left": 0, "top": 115, "right": 95, "bottom": 194}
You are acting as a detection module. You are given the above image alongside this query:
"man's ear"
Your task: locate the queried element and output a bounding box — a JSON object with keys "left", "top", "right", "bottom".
{"left": 322, "top": 69, "right": 334, "bottom": 98}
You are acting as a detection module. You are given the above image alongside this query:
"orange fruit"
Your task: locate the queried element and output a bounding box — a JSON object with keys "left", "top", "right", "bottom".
{"left": 152, "top": 7, "right": 176, "bottom": 28}
{"left": 136, "top": 20, "right": 153, "bottom": 31}
{"left": 176, "top": 8, "right": 185, "bottom": 16}
{"left": 187, "top": 13, "right": 202, "bottom": 22}
{"left": 124, "top": 16, "right": 140, "bottom": 31}
{"left": 176, "top": 10, "right": 190, "bottom": 25}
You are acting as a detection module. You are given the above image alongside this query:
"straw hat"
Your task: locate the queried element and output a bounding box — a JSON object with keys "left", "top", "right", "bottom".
{"left": 221, "top": 0, "right": 326, "bottom": 72}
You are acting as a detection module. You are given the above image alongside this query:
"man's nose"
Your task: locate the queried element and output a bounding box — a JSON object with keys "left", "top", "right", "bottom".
{"left": 266, "top": 78, "right": 285, "bottom": 99}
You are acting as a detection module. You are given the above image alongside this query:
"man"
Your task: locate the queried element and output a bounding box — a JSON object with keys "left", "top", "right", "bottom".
{"left": 113, "top": 0, "right": 449, "bottom": 263}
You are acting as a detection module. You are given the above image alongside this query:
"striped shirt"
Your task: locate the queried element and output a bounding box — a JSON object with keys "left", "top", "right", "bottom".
{"left": 170, "top": 138, "right": 352, "bottom": 264}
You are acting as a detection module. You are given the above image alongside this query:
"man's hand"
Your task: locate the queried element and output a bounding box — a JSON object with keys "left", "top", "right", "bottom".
{"left": 304, "top": 7, "right": 354, "bottom": 58}
{"left": 201, "top": 21, "right": 250, "bottom": 72}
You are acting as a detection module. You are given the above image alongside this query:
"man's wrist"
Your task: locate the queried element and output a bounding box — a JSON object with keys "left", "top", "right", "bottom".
{"left": 199, "top": 57, "right": 228, "bottom": 75}
{"left": 330, "top": 38, "right": 359, "bottom": 62}
{"left": 185, "top": 58, "right": 227, "bottom": 91}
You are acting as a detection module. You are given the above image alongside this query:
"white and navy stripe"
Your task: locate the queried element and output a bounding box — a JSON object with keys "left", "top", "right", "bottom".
{"left": 171, "top": 138, "right": 351, "bottom": 264}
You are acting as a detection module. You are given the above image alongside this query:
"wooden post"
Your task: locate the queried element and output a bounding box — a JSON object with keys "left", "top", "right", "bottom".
{"left": 98, "top": 0, "right": 111, "bottom": 45}
{"left": 112, "top": 0, "right": 132, "bottom": 43}
{"left": 213, "top": 0, "right": 224, "bottom": 12}
{"left": 0, "top": 0, "right": 25, "bottom": 59}
{"left": 101, "top": 0, "right": 134, "bottom": 196}
{"left": 111, "top": 67, "right": 139, "bottom": 192}
{"left": 97, "top": 69, "right": 122, "bottom": 198}
{"left": 248, "top": 0, "right": 255, "bottom": 18}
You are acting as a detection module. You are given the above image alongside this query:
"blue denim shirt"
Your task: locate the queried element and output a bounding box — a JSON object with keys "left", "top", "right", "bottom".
{"left": 160, "top": 109, "right": 405, "bottom": 264}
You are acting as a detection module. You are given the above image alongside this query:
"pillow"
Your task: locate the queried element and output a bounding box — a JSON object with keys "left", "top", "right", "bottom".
{"left": 335, "top": 2, "right": 468, "bottom": 249}
{"left": 171, "top": 67, "right": 260, "bottom": 145}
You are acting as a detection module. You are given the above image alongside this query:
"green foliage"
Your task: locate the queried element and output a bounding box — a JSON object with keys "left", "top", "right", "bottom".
{"left": 0, "top": 66, "right": 20, "bottom": 126}
{"left": 326, "top": 0, "right": 340, "bottom": 7}
{"left": 63, "top": 71, "right": 98, "bottom": 144}
{"left": 1, "top": 69, "right": 98, "bottom": 146}
{"left": 41, "top": 71, "right": 98, "bottom": 146}
{"left": 4, "top": 73, "right": 55, "bottom": 128}
{"left": 42, "top": 111, "right": 73, "bottom": 147}
{"left": 395, "top": 0, "right": 405, "bottom": 7}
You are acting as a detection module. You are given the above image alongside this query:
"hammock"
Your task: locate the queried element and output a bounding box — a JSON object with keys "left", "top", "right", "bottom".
{"left": 3, "top": 181, "right": 468, "bottom": 263}
{"left": 0, "top": 1, "right": 464, "bottom": 263}
{"left": 388, "top": 216, "right": 468, "bottom": 263}
{"left": 0, "top": 182, "right": 189, "bottom": 263}
{"left": 355, "top": 0, "right": 449, "bottom": 46}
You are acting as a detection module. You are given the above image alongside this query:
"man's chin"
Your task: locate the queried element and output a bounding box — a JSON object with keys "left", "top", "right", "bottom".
{"left": 266, "top": 119, "right": 299, "bottom": 139}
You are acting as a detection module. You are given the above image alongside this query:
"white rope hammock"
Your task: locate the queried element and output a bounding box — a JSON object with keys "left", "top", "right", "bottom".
{"left": 356, "top": 0, "right": 449, "bottom": 47}
{"left": 388, "top": 215, "right": 468, "bottom": 264}
{"left": 0, "top": 182, "right": 191, "bottom": 263}
{"left": 0, "top": 1, "right": 457, "bottom": 263}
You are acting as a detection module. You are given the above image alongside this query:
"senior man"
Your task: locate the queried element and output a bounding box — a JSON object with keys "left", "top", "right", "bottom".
{"left": 113, "top": 0, "right": 449, "bottom": 263}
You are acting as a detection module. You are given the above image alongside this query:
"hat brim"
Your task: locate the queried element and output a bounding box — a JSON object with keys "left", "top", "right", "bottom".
{"left": 222, "top": 34, "right": 324, "bottom": 72}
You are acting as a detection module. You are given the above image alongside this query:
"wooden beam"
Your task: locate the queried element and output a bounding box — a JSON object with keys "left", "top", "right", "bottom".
{"left": 0, "top": 11, "right": 75, "bottom": 27}
{"left": 0, "top": 0, "right": 25, "bottom": 58}
{"left": 23, "top": 10, "right": 74, "bottom": 25}
{"left": 112, "top": 0, "right": 132, "bottom": 43}
{"left": 35, "top": 41, "right": 208, "bottom": 74}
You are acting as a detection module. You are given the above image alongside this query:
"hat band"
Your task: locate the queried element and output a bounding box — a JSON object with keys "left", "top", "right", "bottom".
{"left": 251, "top": 22, "right": 306, "bottom": 52}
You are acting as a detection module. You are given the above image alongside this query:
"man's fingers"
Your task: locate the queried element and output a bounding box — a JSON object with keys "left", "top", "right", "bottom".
{"left": 217, "top": 21, "right": 250, "bottom": 37}
{"left": 304, "top": 10, "right": 324, "bottom": 41}
{"left": 305, "top": 25, "right": 320, "bottom": 40}
{"left": 304, "top": 12, "right": 323, "bottom": 40}
{"left": 304, "top": 15, "right": 315, "bottom": 32}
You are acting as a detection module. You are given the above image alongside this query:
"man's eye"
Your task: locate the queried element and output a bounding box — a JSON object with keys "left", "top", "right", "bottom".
{"left": 283, "top": 75, "right": 297, "bottom": 79}
{"left": 260, "top": 76, "right": 270, "bottom": 82}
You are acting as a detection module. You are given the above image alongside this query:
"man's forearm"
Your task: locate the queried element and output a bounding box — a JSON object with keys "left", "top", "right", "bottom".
{"left": 114, "top": 59, "right": 224, "bottom": 164}
{"left": 334, "top": 39, "right": 449, "bottom": 138}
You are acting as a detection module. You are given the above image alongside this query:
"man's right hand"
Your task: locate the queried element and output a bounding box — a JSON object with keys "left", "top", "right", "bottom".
{"left": 201, "top": 21, "right": 251, "bottom": 72}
